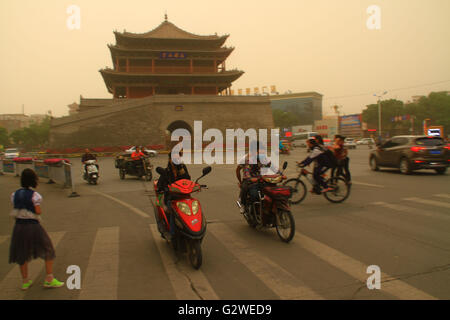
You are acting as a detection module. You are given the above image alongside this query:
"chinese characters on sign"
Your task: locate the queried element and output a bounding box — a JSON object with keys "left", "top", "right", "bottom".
{"left": 160, "top": 52, "right": 187, "bottom": 59}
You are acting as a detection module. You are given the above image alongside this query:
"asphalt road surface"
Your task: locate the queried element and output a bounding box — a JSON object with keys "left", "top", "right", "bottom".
{"left": 0, "top": 147, "right": 449, "bottom": 300}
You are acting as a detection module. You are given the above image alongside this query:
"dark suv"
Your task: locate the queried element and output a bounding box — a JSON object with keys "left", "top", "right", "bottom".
{"left": 369, "top": 135, "right": 449, "bottom": 174}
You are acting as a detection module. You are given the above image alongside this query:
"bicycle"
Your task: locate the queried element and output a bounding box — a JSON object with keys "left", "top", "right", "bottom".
{"left": 283, "top": 163, "right": 351, "bottom": 204}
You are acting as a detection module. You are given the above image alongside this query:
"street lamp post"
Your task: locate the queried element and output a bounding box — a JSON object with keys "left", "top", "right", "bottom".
{"left": 373, "top": 91, "right": 388, "bottom": 139}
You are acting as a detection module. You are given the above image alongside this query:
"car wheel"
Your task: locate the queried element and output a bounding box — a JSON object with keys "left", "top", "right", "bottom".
{"left": 370, "top": 156, "right": 379, "bottom": 171}
{"left": 435, "top": 167, "right": 447, "bottom": 175}
{"left": 399, "top": 158, "right": 412, "bottom": 175}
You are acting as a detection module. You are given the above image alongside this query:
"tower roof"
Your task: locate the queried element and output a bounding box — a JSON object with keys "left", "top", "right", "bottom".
{"left": 117, "top": 20, "right": 228, "bottom": 41}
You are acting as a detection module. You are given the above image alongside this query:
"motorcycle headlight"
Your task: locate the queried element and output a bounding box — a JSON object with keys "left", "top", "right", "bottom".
{"left": 191, "top": 201, "right": 199, "bottom": 215}
{"left": 176, "top": 202, "right": 191, "bottom": 216}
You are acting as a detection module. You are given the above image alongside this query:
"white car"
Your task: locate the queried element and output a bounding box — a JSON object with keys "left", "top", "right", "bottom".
{"left": 125, "top": 146, "right": 158, "bottom": 157}
{"left": 357, "top": 138, "right": 375, "bottom": 145}
{"left": 4, "top": 148, "right": 20, "bottom": 159}
{"left": 344, "top": 138, "right": 357, "bottom": 149}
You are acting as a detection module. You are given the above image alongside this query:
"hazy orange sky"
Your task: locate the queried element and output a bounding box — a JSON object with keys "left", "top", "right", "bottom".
{"left": 1, "top": 0, "right": 449, "bottom": 117}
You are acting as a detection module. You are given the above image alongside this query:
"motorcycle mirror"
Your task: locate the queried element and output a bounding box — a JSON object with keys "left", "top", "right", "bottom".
{"left": 202, "top": 166, "right": 212, "bottom": 176}
{"left": 282, "top": 161, "right": 288, "bottom": 170}
{"left": 156, "top": 167, "right": 165, "bottom": 176}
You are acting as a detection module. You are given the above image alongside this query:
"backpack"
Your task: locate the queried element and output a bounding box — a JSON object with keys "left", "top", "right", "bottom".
{"left": 318, "top": 146, "right": 338, "bottom": 168}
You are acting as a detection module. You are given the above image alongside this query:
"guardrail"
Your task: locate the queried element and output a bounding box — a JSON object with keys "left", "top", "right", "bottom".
{"left": 0, "top": 158, "right": 79, "bottom": 198}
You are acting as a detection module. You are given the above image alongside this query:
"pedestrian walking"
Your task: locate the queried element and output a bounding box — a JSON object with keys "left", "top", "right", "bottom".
{"left": 9, "top": 168, "right": 64, "bottom": 290}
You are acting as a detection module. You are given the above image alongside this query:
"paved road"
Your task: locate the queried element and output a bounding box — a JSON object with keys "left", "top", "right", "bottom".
{"left": 0, "top": 147, "right": 449, "bottom": 300}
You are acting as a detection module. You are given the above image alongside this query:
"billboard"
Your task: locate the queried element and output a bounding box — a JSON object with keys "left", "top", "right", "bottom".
{"left": 339, "top": 114, "right": 362, "bottom": 137}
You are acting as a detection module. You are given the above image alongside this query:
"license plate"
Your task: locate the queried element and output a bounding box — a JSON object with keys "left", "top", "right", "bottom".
{"left": 430, "top": 150, "right": 441, "bottom": 155}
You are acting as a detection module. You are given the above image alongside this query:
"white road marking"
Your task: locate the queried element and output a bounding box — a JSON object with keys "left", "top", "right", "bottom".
{"left": 208, "top": 223, "right": 323, "bottom": 300}
{"left": 433, "top": 194, "right": 450, "bottom": 200}
{"left": 0, "top": 231, "right": 66, "bottom": 300}
{"left": 78, "top": 227, "right": 120, "bottom": 300}
{"left": 93, "top": 190, "right": 150, "bottom": 218}
{"left": 149, "top": 225, "right": 218, "bottom": 300}
{"left": 371, "top": 202, "right": 450, "bottom": 222}
{"left": 294, "top": 231, "right": 437, "bottom": 300}
{"left": 352, "top": 181, "right": 384, "bottom": 188}
{"left": 403, "top": 197, "right": 450, "bottom": 209}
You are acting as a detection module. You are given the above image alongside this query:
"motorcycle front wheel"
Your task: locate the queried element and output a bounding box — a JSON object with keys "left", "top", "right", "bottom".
{"left": 187, "top": 239, "right": 202, "bottom": 269}
{"left": 275, "top": 209, "right": 295, "bottom": 243}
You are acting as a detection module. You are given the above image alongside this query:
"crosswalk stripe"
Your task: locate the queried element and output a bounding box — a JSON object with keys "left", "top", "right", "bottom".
{"left": 403, "top": 197, "right": 450, "bottom": 209}
{"left": 0, "top": 231, "right": 66, "bottom": 300}
{"left": 433, "top": 194, "right": 450, "bottom": 200}
{"left": 208, "top": 223, "right": 323, "bottom": 300}
{"left": 352, "top": 181, "right": 384, "bottom": 188}
{"left": 0, "top": 235, "right": 9, "bottom": 245}
{"left": 149, "top": 225, "right": 218, "bottom": 300}
{"left": 78, "top": 227, "right": 120, "bottom": 300}
{"left": 371, "top": 202, "right": 450, "bottom": 222}
{"left": 92, "top": 190, "right": 150, "bottom": 218}
{"left": 294, "top": 231, "right": 437, "bottom": 300}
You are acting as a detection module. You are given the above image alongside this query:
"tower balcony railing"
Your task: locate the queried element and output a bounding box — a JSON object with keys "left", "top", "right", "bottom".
{"left": 116, "top": 66, "right": 218, "bottom": 74}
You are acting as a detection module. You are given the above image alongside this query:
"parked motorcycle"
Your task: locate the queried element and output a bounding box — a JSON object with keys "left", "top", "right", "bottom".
{"left": 83, "top": 159, "right": 99, "bottom": 185}
{"left": 237, "top": 161, "right": 295, "bottom": 243}
{"left": 153, "top": 166, "right": 212, "bottom": 269}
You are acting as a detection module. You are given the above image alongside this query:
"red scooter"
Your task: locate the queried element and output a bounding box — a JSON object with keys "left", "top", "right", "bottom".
{"left": 153, "top": 166, "right": 211, "bottom": 269}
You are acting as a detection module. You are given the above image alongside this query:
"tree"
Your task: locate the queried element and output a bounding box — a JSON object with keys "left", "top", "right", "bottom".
{"left": 362, "top": 99, "right": 408, "bottom": 136}
{"left": 8, "top": 117, "right": 51, "bottom": 150}
{"left": 0, "top": 127, "right": 9, "bottom": 147}
{"left": 272, "top": 109, "right": 302, "bottom": 128}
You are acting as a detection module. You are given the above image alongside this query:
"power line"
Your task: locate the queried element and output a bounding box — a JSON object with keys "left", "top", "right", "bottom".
{"left": 323, "top": 79, "right": 450, "bottom": 100}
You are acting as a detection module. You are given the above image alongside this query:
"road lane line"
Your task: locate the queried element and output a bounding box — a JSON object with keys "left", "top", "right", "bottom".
{"left": 294, "top": 231, "right": 437, "bottom": 300}
{"left": 371, "top": 202, "right": 450, "bottom": 222}
{"left": 403, "top": 197, "right": 450, "bottom": 209}
{"left": 149, "top": 225, "right": 218, "bottom": 300}
{"left": 92, "top": 190, "right": 150, "bottom": 218}
{"left": 78, "top": 227, "right": 120, "bottom": 300}
{"left": 0, "top": 235, "right": 9, "bottom": 245}
{"left": 352, "top": 181, "right": 384, "bottom": 188}
{"left": 433, "top": 194, "right": 450, "bottom": 200}
{"left": 208, "top": 223, "right": 323, "bottom": 300}
{"left": 0, "top": 231, "right": 66, "bottom": 300}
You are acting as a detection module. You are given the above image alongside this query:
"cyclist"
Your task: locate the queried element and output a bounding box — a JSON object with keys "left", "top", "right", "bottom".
{"left": 331, "top": 135, "right": 351, "bottom": 184}
{"left": 297, "top": 138, "right": 333, "bottom": 193}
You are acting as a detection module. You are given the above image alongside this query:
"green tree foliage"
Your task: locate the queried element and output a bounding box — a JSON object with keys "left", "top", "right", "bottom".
{"left": 0, "top": 127, "right": 9, "bottom": 147}
{"left": 362, "top": 92, "right": 450, "bottom": 136}
{"left": 273, "top": 109, "right": 302, "bottom": 128}
{"left": 9, "top": 117, "right": 51, "bottom": 150}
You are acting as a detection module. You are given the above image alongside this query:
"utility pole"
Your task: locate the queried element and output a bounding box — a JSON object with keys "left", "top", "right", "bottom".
{"left": 373, "top": 91, "right": 388, "bottom": 139}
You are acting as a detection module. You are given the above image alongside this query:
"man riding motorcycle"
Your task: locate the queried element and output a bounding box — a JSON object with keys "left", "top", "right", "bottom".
{"left": 81, "top": 148, "right": 98, "bottom": 176}
{"left": 236, "top": 142, "right": 276, "bottom": 213}
{"left": 131, "top": 146, "right": 145, "bottom": 160}
{"left": 156, "top": 151, "right": 191, "bottom": 238}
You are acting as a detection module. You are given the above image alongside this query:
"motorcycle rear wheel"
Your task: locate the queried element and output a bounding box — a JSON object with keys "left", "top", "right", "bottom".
{"left": 187, "top": 239, "right": 202, "bottom": 269}
{"left": 276, "top": 209, "right": 295, "bottom": 243}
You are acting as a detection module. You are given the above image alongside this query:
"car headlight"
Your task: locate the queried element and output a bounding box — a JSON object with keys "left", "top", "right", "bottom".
{"left": 191, "top": 201, "right": 199, "bottom": 215}
{"left": 176, "top": 202, "right": 191, "bottom": 215}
